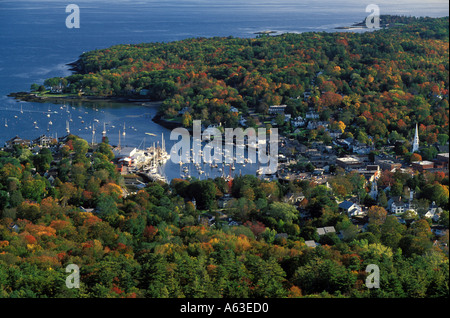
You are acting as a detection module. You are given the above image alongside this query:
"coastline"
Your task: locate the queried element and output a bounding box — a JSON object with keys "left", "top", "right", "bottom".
{"left": 7, "top": 91, "right": 154, "bottom": 105}
{"left": 7, "top": 91, "right": 180, "bottom": 131}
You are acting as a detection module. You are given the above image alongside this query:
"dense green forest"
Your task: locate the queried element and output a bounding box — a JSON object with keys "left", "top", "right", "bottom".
{"left": 38, "top": 16, "right": 449, "bottom": 148}
{"left": 0, "top": 135, "right": 448, "bottom": 298}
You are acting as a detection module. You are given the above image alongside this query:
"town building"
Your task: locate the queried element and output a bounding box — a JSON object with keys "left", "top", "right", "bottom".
{"left": 376, "top": 159, "right": 402, "bottom": 172}
{"left": 113, "top": 146, "right": 137, "bottom": 159}
{"left": 268, "top": 105, "right": 287, "bottom": 115}
{"left": 435, "top": 153, "right": 449, "bottom": 169}
{"left": 411, "top": 160, "right": 434, "bottom": 172}
{"left": 336, "top": 156, "right": 364, "bottom": 170}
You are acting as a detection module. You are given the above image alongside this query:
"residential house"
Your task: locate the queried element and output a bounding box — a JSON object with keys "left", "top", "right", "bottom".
{"left": 431, "top": 226, "right": 447, "bottom": 237}
{"left": 339, "top": 200, "right": 363, "bottom": 217}
{"left": 303, "top": 92, "right": 312, "bottom": 101}
{"left": 239, "top": 116, "right": 247, "bottom": 127}
{"left": 218, "top": 194, "right": 233, "bottom": 209}
{"left": 328, "top": 130, "right": 342, "bottom": 139}
{"left": 284, "top": 114, "right": 292, "bottom": 122}
{"left": 80, "top": 206, "right": 95, "bottom": 213}
{"left": 317, "top": 226, "right": 336, "bottom": 236}
{"left": 304, "top": 240, "right": 318, "bottom": 248}
{"left": 5, "top": 136, "right": 30, "bottom": 149}
{"left": 306, "top": 121, "right": 328, "bottom": 130}
{"left": 424, "top": 201, "right": 443, "bottom": 222}
{"left": 291, "top": 116, "right": 306, "bottom": 127}
{"left": 198, "top": 213, "right": 215, "bottom": 226}
{"left": 32, "top": 135, "right": 53, "bottom": 148}
{"left": 305, "top": 110, "right": 319, "bottom": 120}
{"left": 352, "top": 143, "right": 374, "bottom": 155}
{"left": 387, "top": 196, "right": 416, "bottom": 214}
{"left": 8, "top": 222, "right": 20, "bottom": 233}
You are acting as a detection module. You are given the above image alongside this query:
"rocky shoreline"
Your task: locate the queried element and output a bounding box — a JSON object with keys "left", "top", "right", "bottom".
{"left": 7, "top": 91, "right": 153, "bottom": 104}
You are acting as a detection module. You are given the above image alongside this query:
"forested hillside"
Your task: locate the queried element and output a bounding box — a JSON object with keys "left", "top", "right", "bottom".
{"left": 39, "top": 16, "right": 449, "bottom": 146}
{"left": 0, "top": 135, "right": 448, "bottom": 297}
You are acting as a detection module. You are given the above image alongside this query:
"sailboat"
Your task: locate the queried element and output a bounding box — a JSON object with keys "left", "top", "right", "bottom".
{"left": 4, "top": 119, "right": 7, "bottom": 127}
{"left": 122, "top": 123, "right": 126, "bottom": 136}
{"left": 20, "top": 104, "right": 23, "bottom": 114}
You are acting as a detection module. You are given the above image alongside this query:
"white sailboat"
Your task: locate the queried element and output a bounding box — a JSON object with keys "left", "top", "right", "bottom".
{"left": 102, "top": 122, "right": 106, "bottom": 138}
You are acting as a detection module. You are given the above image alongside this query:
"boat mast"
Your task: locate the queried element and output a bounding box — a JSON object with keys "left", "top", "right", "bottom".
{"left": 91, "top": 123, "right": 95, "bottom": 146}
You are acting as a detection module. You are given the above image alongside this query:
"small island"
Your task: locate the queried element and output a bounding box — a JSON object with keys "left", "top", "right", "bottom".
{"left": 254, "top": 30, "right": 277, "bottom": 35}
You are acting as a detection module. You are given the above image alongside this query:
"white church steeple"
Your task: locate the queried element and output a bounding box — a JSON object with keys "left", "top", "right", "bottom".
{"left": 412, "top": 123, "right": 419, "bottom": 153}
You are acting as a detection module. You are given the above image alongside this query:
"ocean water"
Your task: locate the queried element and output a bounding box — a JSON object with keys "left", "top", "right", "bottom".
{"left": 0, "top": 0, "right": 448, "bottom": 179}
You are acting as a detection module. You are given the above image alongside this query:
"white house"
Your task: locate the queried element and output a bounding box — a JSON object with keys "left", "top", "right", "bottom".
{"left": 387, "top": 197, "right": 416, "bottom": 214}
{"left": 424, "top": 201, "right": 443, "bottom": 222}
{"left": 339, "top": 200, "right": 363, "bottom": 217}
{"left": 291, "top": 116, "right": 306, "bottom": 127}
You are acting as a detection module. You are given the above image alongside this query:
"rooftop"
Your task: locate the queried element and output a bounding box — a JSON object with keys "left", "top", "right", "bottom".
{"left": 414, "top": 160, "right": 434, "bottom": 166}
